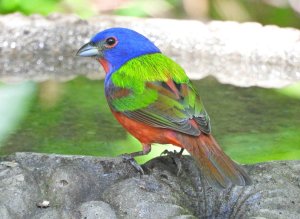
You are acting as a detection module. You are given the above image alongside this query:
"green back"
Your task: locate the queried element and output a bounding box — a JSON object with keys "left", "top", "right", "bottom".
{"left": 108, "top": 53, "right": 211, "bottom": 135}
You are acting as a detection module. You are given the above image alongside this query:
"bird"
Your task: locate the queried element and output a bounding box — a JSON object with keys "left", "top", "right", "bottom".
{"left": 76, "top": 27, "right": 251, "bottom": 188}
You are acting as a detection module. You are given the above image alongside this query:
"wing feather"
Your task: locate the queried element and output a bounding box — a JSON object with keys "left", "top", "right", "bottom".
{"left": 106, "top": 53, "right": 211, "bottom": 136}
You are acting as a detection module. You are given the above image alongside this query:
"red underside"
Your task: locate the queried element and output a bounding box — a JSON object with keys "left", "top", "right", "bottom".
{"left": 112, "top": 111, "right": 183, "bottom": 147}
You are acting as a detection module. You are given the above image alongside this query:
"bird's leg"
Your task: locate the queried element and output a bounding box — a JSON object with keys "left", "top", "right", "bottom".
{"left": 121, "top": 144, "right": 151, "bottom": 175}
{"left": 161, "top": 148, "right": 185, "bottom": 176}
{"left": 128, "top": 144, "right": 151, "bottom": 157}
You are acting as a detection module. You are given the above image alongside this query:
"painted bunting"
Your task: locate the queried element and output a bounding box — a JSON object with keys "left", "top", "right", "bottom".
{"left": 77, "top": 28, "right": 251, "bottom": 188}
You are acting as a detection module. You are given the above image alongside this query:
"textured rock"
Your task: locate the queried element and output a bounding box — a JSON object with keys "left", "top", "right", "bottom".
{"left": 0, "top": 205, "right": 16, "bottom": 219}
{"left": 0, "top": 161, "right": 41, "bottom": 217}
{"left": 1, "top": 13, "right": 300, "bottom": 87}
{"left": 78, "top": 201, "right": 117, "bottom": 219}
{"left": 31, "top": 208, "right": 61, "bottom": 219}
{"left": 0, "top": 152, "right": 299, "bottom": 219}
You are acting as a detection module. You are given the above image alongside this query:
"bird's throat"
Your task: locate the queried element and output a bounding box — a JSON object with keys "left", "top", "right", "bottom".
{"left": 98, "top": 58, "right": 111, "bottom": 74}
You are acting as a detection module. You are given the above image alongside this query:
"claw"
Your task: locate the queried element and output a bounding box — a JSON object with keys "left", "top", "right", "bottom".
{"left": 160, "top": 149, "right": 169, "bottom": 156}
{"left": 121, "top": 154, "right": 144, "bottom": 175}
{"left": 173, "top": 156, "right": 182, "bottom": 176}
{"left": 160, "top": 149, "right": 184, "bottom": 176}
{"left": 119, "top": 144, "right": 151, "bottom": 175}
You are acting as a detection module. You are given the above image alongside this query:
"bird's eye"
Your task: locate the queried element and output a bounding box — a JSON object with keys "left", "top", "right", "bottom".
{"left": 105, "top": 37, "right": 117, "bottom": 48}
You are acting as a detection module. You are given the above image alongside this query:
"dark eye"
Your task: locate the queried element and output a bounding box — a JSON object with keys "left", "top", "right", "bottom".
{"left": 105, "top": 37, "right": 117, "bottom": 47}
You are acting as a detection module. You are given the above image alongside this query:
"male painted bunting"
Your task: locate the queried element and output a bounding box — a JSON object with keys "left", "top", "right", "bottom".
{"left": 77, "top": 28, "right": 251, "bottom": 188}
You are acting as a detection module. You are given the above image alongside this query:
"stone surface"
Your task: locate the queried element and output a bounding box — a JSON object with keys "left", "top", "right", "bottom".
{"left": 0, "top": 205, "right": 16, "bottom": 219}
{"left": 78, "top": 201, "right": 117, "bottom": 219}
{"left": 1, "top": 13, "right": 300, "bottom": 87}
{"left": 0, "top": 160, "right": 41, "bottom": 217}
{"left": 0, "top": 152, "right": 299, "bottom": 219}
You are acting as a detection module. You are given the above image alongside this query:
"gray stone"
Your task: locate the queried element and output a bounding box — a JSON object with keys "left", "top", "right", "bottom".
{"left": 131, "top": 202, "right": 194, "bottom": 219}
{"left": 0, "top": 152, "right": 299, "bottom": 218}
{"left": 32, "top": 208, "right": 61, "bottom": 219}
{"left": 101, "top": 175, "right": 193, "bottom": 218}
{"left": 32, "top": 208, "right": 77, "bottom": 219}
{"left": 78, "top": 201, "right": 117, "bottom": 219}
{"left": 1, "top": 13, "right": 300, "bottom": 87}
{"left": 0, "top": 160, "right": 41, "bottom": 218}
{"left": 47, "top": 164, "right": 97, "bottom": 208}
{"left": 0, "top": 205, "right": 16, "bottom": 219}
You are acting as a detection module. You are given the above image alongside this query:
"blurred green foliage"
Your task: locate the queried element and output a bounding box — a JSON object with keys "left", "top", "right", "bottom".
{"left": 277, "top": 82, "right": 300, "bottom": 99}
{"left": 210, "top": 0, "right": 300, "bottom": 28}
{"left": 0, "top": 0, "right": 60, "bottom": 15}
{"left": 0, "top": 82, "right": 36, "bottom": 145}
{"left": 1, "top": 77, "right": 300, "bottom": 163}
{"left": 0, "top": 0, "right": 300, "bottom": 28}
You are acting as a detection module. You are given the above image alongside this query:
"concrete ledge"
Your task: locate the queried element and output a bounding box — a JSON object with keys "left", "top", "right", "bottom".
{"left": 0, "top": 152, "right": 299, "bottom": 218}
{"left": 1, "top": 13, "right": 300, "bottom": 87}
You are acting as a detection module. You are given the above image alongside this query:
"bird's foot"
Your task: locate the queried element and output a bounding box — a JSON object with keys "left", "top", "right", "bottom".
{"left": 121, "top": 154, "right": 144, "bottom": 175}
{"left": 160, "top": 149, "right": 184, "bottom": 176}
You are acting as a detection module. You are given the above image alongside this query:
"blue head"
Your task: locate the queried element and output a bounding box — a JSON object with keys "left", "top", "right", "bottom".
{"left": 76, "top": 28, "right": 161, "bottom": 74}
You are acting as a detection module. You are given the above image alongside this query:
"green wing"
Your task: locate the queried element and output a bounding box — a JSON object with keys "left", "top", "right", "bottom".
{"left": 108, "top": 53, "right": 211, "bottom": 136}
